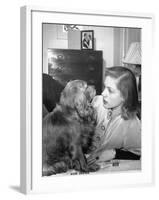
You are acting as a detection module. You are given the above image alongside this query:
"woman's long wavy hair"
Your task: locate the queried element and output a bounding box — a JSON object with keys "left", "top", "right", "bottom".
{"left": 105, "top": 66, "right": 139, "bottom": 120}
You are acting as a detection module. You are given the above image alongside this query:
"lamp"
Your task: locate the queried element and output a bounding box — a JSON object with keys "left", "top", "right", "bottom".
{"left": 123, "top": 42, "right": 141, "bottom": 65}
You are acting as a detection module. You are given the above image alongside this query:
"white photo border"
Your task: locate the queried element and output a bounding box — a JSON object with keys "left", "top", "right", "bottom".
{"left": 20, "top": 6, "right": 155, "bottom": 194}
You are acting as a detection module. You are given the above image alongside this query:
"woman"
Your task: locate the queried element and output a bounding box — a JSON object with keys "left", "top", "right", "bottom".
{"left": 88, "top": 66, "right": 141, "bottom": 165}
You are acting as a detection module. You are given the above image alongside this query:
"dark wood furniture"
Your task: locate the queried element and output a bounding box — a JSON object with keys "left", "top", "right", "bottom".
{"left": 48, "top": 49, "right": 103, "bottom": 95}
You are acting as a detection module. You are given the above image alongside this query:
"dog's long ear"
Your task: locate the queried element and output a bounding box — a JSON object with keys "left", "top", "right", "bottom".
{"left": 60, "top": 89, "right": 75, "bottom": 108}
{"left": 85, "top": 85, "right": 96, "bottom": 103}
{"left": 75, "top": 101, "right": 84, "bottom": 115}
{"left": 74, "top": 94, "right": 87, "bottom": 117}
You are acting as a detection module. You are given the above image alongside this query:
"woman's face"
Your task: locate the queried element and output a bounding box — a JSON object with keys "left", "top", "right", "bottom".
{"left": 102, "top": 76, "right": 124, "bottom": 109}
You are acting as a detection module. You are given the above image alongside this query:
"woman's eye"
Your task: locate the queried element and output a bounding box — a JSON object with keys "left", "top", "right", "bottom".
{"left": 103, "top": 86, "right": 114, "bottom": 94}
{"left": 108, "top": 88, "right": 113, "bottom": 93}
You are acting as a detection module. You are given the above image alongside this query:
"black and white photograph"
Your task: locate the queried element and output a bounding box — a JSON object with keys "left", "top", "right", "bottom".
{"left": 20, "top": 6, "right": 154, "bottom": 194}
{"left": 42, "top": 24, "right": 141, "bottom": 177}
{"left": 81, "top": 30, "right": 94, "bottom": 49}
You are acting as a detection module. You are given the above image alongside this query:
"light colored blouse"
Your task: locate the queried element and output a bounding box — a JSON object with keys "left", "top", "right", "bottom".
{"left": 92, "top": 95, "right": 141, "bottom": 156}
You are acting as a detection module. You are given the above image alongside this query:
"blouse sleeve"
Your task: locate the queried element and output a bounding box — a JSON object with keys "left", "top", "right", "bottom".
{"left": 92, "top": 95, "right": 108, "bottom": 126}
{"left": 122, "top": 117, "right": 141, "bottom": 156}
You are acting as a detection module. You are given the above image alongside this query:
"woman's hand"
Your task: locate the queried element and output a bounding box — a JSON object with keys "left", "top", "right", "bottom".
{"left": 87, "top": 151, "right": 100, "bottom": 166}
{"left": 87, "top": 149, "right": 116, "bottom": 166}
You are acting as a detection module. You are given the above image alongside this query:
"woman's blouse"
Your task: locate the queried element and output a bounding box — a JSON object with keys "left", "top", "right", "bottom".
{"left": 92, "top": 95, "right": 141, "bottom": 156}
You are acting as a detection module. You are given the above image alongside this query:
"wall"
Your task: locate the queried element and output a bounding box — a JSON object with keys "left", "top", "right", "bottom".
{"left": 113, "top": 28, "right": 125, "bottom": 66}
{"left": 92, "top": 26, "right": 114, "bottom": 68}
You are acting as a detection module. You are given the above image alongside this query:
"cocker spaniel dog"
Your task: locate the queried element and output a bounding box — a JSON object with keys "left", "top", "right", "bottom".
{"left": 42, "top": 80, "right": 99, "bottom": 176}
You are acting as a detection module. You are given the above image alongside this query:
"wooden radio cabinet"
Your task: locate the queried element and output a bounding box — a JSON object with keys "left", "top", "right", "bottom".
{"left": 48, "top": 49, "right": 103, "bottom": 95}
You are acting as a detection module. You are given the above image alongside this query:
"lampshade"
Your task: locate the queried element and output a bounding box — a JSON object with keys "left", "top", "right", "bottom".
{"left": 123, "top": 42, "right": 141, "bottom": 65}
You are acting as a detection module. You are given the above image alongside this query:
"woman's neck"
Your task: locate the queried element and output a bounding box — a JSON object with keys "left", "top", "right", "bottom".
{"left": 108, "top": 104, "right": 122, "bottom": 119}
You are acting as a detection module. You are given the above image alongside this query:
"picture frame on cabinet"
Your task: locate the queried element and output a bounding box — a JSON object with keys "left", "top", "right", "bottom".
{"left": 81, "top": 30, "right": 94, "bottom": 50}
{"left": 20, "top": 6, "right": 154, "bottom": 194}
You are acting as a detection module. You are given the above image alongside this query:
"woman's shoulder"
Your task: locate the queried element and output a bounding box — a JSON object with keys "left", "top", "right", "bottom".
{"left": 123, "top": 116, "right": 141, "bottom": 131}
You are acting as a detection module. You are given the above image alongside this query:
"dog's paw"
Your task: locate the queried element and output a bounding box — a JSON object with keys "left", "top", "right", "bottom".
{"left": 72, "top": 159, "right": 89, "bottom": 172}
{"left": 43, "top": 161, "right": 69, "bottom": 176}
{"left": 42, "top": 165, "right": 56, "bottom": 176}
{"left": 53, "top": 161, "right": 69, "bottom": 174}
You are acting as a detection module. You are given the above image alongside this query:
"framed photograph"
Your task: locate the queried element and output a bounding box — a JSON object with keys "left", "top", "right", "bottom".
{"left": 20, "top": 6, "right": 154, "bottom": 194}
{"left": 81, "top": 30, "right": 94, "bottom": 50}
